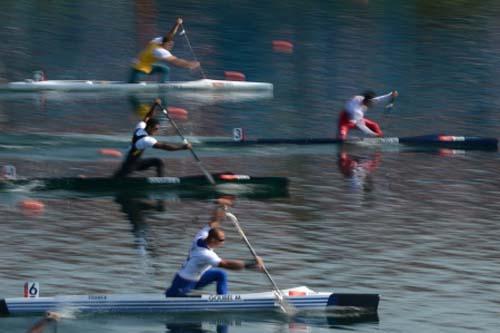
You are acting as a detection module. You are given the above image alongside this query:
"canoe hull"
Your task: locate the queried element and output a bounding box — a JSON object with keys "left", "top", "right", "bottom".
{"left": 0, "top": 79, "right": 273, "bottom": 92}
{"left": 0, "top": 288, "right": 379, "bottom": 315}
{"left": 195, "top": 135, "right": 498, "bottom": 151}
{"left": 0, "top": 174, "right": 289, "bottom": 199}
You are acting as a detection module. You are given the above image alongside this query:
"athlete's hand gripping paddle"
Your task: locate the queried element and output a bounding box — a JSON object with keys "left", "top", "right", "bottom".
{"left": 384, "top": 90, "right": 399, "bottom": 110}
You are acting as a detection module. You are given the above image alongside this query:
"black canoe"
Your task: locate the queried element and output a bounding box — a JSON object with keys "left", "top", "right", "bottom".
{"left": 0, "top": 173, "right": 289, "bottom": 199}
{"left": 193, "top": 134, "right": 498, "bottom": 151}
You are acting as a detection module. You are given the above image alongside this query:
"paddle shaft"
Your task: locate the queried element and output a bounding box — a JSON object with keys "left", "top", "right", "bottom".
{"left": 180, "top": 23, "right": 207, "bottom": 79}
{"left": 381, "top": 94, "right": 397, "bottom": 130}
{"left": 161, "top": 107, "right": 216, "bottom": 185}
{"left": 224, "top": 212, "right": 296, "bottom": 315}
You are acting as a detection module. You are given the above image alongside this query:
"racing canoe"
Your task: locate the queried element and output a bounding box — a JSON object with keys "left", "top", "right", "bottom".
{"left": 195, "top": 134, "right": 498, "bottom": 151}
{"left": 0, "top": 79, "right": 273, "bottom": 92}
{"left": 0, "top": 173, "right": 289, "bottom": 199}
{"left": 0, "top": 286, "right": 379, "bottom": 316}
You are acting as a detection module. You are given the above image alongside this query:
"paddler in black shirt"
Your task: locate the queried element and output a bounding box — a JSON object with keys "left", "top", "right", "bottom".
{"left": 114, "top": 99, "right": 191, "bottom": 178}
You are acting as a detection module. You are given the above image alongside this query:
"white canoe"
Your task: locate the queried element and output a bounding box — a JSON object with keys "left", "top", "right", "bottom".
{"left": 0, "top": 90, "right": 274, "bottom": 104}
{"left": 0, "top": 286, "right": 379, "bottom": 315}
{"left": 0, "top": 79, "right": 273, "bottom": 92}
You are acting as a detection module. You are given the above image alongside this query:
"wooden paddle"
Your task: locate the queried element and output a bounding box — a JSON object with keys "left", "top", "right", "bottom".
{"left": 224, "top": 211, "right": 297, "bottom": 316}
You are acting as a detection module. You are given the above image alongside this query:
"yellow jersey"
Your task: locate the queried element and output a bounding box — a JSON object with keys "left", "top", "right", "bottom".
{"left": 133, "top": 37, "right": 172, "bottom": 74}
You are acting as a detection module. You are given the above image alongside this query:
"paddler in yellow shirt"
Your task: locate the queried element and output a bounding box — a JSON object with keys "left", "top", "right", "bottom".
{"left": 128, "top": 17, "right": 200, "bottom": 83}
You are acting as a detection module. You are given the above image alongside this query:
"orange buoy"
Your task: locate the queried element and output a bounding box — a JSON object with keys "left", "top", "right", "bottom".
{"left": 19, "top": 199, "right": 45, "bottom": 215}
{"left": 272, "top": 40, "right": 294, "bottom": 53}
{"left": 224, "top": 71, "right": 246, "bottom": 81}
{"left": 99, "top": 148, "right": 123, "bottom": 158}
{"left": 167, "top": 106, "right": 189, "bottom": 117}
{"left": 167, "top": 107, "right": 189, "bottom": 121}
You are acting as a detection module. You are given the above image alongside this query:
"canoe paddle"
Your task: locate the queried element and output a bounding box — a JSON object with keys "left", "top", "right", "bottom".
{"left": 179, "top": 23, "right": 207, "bottom": 79}
{"left": 224, "top": 211, "right": 297, "bottom": 316}
{"left": 159, "top": 104, "right": 216, "bottom": 185}
{"left": 382, "top": 91, "right": 398, "bottom": 130}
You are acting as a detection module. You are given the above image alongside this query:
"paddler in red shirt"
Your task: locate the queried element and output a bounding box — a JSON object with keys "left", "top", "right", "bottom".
{"left": 337, "top": 90, "right": 398, "bottom": 140}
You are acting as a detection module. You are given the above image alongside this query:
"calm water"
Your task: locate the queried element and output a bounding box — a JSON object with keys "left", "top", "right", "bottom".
{"left": 1, "top": 1, "right": 500, "bottom": 332}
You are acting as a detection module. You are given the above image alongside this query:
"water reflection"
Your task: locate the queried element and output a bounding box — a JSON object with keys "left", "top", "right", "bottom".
{"left": 162, "top": 311, "right": 379, "bottom": 333}
{"left": 337, "top": 150, "right": 381, "bottom": 192}
{"left": 25, "top": 311, "right": 60, "bottom": 333}
{"left": 128, "top": 94, "right": 160, "bottom": 119}
{"left": 323, "top": 312, "right": 379, "bottom": 328}
{"left": 165, "top": 312, "right": 378, "bottom": 332}
{"left": 12, "top": 310, "right": 379, "bottom": 333}
{"left": 166, "top": 321, "right": 227, "bottom": 333}
{"left": 114, "top": 193, "right": 164, "bottom": 263}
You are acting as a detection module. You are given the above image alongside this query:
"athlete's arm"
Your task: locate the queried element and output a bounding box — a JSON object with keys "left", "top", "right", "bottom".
{"left": 218, "top": 256, "right": 263, "bottom": 271}
{"left": 355, "top": 121, "right": 378, "bottom": 136}
{"left": 143, "top": 99, "right": 161, "bottom": 122}
{"left": 165, "top": 56, "right": 200, "bottom": 70}
{"left": 371, "top": 91, "right": 398, "bottom": 106}
{"left": 164, "top": 17, "right": 183, "bottom": 41}
{"left": 218, "top": 259, "right": 245, "bottom": 270}
{"left": 208, "top": 199, "right": 233, "bottom": 229}
{"left": 208, "top": 211, "right": 223, "bottom": 229}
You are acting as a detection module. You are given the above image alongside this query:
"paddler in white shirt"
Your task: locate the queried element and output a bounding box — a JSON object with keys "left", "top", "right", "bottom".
{"left": 114, "top": 99, "right": 191, "bottom": 178}
{"left": 337, "top": 90, "right": 398, "bottom": 140}
{"left": 166, "top": 198, "right": 263, "bottom": 297}
{"left": 128, "top": 17, "right": 200, "bottom": 83}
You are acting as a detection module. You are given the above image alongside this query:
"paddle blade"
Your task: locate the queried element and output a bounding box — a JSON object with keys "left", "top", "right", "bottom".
{"left": 167, "top": 106, "right": 189, "bottom": 121}
{"left": 274, "top": 291, "right": 297, "bottom": 316}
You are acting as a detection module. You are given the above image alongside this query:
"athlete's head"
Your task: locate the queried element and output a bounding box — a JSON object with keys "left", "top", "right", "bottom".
{"left": 362, "top": 90, "right": 376, "bottom": 107}
{"left": 162, "top": 36, "right": 175, "bottom": 50}
{"left": 206, "top": 228, "right": 226, "bottom": 248}
{"left": 145, "top": 118, "right": 161, "bottom": 135}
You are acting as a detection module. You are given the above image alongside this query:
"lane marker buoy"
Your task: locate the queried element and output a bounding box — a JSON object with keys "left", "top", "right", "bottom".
{"left": 19, "top": 199, "right": 45, "bottom": 216}
{"left": 99, "top": 148, "right": 123, "bottom": 158}
{"left": 224, "top": 71, "right": 246, "bottom": 81}
{"left": 272, "top": 40, "right": 294, "bottom": 53}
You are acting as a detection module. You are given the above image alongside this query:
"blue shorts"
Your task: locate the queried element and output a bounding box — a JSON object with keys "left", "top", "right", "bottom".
{"left": 165, "top": 268, "right": 228, "bottom": 297}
